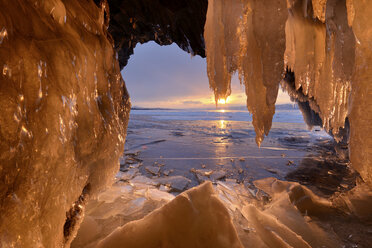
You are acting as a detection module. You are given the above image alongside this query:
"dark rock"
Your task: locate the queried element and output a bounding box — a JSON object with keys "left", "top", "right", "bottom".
{"left": 105, "top": 0, "right": 208, "bottom": 69}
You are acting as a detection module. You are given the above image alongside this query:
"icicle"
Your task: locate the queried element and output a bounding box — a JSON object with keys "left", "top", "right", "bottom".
{"left": 204, "top": 0, "right": 238, "bottom": 103}
{"left": 204, "top": 0, "right": 287, "bottom": 145}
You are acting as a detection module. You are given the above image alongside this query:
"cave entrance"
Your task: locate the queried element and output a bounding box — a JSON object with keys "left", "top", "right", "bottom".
{"left": 118, "top": 41, "right": 350, "bottom": 196}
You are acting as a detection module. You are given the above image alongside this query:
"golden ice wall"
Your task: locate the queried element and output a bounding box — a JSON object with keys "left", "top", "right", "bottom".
{"left": 0, "top": 0, "right": 130, "bottom": 247}
{"left": 348, "top": 0, "right": 372, "bottom": 188}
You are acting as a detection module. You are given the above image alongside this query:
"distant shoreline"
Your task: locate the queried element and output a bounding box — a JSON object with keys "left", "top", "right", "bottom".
{"left": 131, "top": 103, "right": 299, "bottom": 111}
{"left": 131, "top": 107, "right": 175, "bottom": 111}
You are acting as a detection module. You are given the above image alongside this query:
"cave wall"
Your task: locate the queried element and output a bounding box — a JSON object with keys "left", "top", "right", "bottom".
{"left": 347, "top": 0, "right": 372, "bottom": 190}
{"left": 0, "top": 0, "right": 130, "bottom": 246}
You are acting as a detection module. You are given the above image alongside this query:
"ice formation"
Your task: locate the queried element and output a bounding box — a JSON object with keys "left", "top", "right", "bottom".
{"left": 73, "top": 176, "right": 372, "bottom": 247}
{"left": 204, "top": 0, "right": 372, "bottom": 186}
{"left": 0, "top": 0, "right": 130, "bottom": 247}
{"left": 94, "top": 182, "right": 242, "bottom": 248}
{"left": 1, "top": 0, "right": 372, "bottom": 247}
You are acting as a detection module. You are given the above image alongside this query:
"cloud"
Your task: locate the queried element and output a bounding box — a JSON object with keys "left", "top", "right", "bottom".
{"left": 182, "top": 100, "right": 203, "bottom": 105}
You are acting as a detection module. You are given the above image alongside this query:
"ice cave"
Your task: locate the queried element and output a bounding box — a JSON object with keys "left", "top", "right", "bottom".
{"left": 0, "top": 0, "right": 371, "bottom": 247}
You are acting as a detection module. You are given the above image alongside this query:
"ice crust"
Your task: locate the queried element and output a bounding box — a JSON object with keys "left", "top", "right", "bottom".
{"left": 204, "top": 0, "right": 372, "bottom": 186}
{"left": 0, "top": 0, "right": 130, "bottom": 247}
{"left": 93, "top": 182, "right": 242, "bottom": 248}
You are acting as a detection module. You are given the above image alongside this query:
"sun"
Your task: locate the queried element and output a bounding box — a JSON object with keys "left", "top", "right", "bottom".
{"left": 217, "top": 96, "right": 230, "bottom": 105}
{"left": 218, "top": 98, "right": 226, "bottom": 104}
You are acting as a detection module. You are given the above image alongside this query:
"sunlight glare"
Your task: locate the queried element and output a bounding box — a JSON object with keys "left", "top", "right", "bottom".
{"left": 218, "top": 99, "right": 226, "bottom": 104}
{"left": 217, "top": 96, "right": 230, "bottom": 105}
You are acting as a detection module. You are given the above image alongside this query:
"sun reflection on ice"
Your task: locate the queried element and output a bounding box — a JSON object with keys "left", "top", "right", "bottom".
{"left": 219, "top": 120, "right": 226, "bottom": 129}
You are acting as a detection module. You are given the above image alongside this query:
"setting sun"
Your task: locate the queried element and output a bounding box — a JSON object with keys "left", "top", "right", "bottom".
{"left": 217, "top": 96, "right": 230, "bottom": 105}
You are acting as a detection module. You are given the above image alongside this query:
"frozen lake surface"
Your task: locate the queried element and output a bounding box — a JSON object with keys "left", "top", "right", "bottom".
{"left": 122, "top": 106, "right": 353, "bottom": 195}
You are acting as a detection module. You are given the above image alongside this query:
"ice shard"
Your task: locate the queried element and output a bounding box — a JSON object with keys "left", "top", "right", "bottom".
{"left": 0, "top": 0, "right": 130, "bottom": 247}
{"left": 93, "top": 182, "right": 243, "bottom": 248}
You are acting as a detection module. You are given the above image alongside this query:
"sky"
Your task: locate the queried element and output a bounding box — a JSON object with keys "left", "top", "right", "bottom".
{"left": 121, "top": 41, "right": 291, "bottom": 109}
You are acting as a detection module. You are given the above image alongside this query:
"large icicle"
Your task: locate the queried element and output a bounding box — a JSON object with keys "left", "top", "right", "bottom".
{"left": 204, "top": 0, "right": 239, "bottom": 102}
{"left": 204, "top": 0, "right": 287, "bottom": 145}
